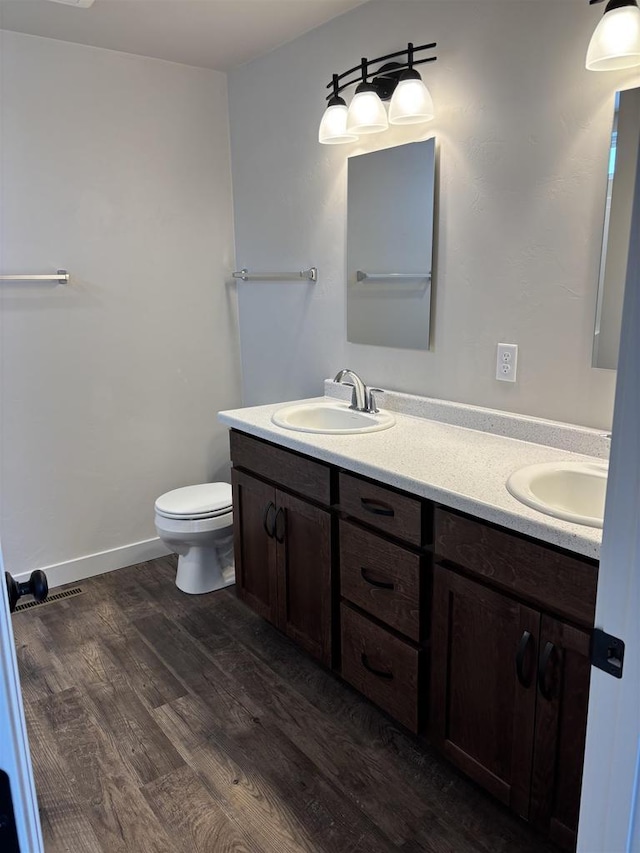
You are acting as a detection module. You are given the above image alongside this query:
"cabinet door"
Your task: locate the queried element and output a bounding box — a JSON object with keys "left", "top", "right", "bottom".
{"left": 275, "top": 489, "right": 332, "bottom": 666}
{"left": 431, "top": 565, "right": 540, "bottom": 818}
{"left": 529, "top": 616, "right": 591, "bottom": 851}
{"left": 231, "top": 469, "right": 278, "bottom": 625}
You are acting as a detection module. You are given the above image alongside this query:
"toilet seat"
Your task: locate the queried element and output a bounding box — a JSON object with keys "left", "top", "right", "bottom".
{"left": 155, "top": 483, "right": 232, "bottom": 521}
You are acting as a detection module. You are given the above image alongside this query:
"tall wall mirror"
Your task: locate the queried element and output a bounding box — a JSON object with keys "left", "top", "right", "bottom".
{"left": 593, "top": 86, "right": 640, "bottom": 370}
{"left": 346, "top": 139, "right": 436, "bottom": 350}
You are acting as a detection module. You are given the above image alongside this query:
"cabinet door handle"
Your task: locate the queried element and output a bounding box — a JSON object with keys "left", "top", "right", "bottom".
{"left": 360, "top": 497, "right": 395, "bottom": 517}
{"left": 361, "top": 652, "right": 394, "bottom": 680}
{"left": 538, "top": 641, "right": 556, "bottom": 700}
{"left": 274, "top": 507, "right": 285, "bottom": 543}
{"left": 515, "top": 630, "right": 534, "bottom": 688}
{"left": 360, "top": 568, "right": 395, "bottom": 590}
{"left": 262, "top": 501, "right": 276, "bottom": 538}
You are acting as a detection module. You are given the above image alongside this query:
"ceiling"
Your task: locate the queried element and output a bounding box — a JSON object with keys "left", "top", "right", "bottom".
{"left": 0, "top": 0, "right": 369, "bottom": 71}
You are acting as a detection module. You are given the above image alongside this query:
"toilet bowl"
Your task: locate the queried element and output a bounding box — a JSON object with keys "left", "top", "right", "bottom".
{"left": 154, "top": 483, "right": 234, "bottom": 594}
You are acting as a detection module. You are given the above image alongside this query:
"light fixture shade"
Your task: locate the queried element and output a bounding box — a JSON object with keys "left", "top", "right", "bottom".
{"left": 586, "top": 2, "right": 640, "bottom": 70}
{"left": 388, "top": 75, "right": 435, "bottom": 125}
{"left": 346, "top": 89, "right": 388, "bottom": 135}
{"left": 318, "top": 103, "right": 358, "bottom": 144}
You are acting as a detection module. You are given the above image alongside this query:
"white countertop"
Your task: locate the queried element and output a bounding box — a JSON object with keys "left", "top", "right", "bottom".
{"left": 218, "top": 395, "right": 604, "bottom": 561}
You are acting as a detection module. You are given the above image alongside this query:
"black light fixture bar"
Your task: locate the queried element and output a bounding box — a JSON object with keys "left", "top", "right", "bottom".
{"left": 325, "top": 41, "right": 437, "bottom": 100}
{"left": 589, "top": 0, "right": 638, "bottom": 7}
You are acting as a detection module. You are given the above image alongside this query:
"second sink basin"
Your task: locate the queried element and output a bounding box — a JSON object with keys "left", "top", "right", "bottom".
{"left": 272, "top": 400, "right": 395, "bottom": 434}
{"left": 507, "top": 460, "right": 608, "bottom": 528}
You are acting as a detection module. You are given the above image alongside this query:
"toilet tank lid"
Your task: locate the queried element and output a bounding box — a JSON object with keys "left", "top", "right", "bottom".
{"left": 155, "top": 483, "right": 232, "bottom": 517}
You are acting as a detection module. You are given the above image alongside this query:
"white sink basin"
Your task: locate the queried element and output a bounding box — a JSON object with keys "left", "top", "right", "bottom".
{"left": 506, "top": 461, "right": 608, "bottom": 528}
{"left": 272, "top": 400, "right": 395, "bottom": 434}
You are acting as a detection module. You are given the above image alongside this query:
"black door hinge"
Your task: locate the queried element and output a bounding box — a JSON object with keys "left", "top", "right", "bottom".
{"left": 0, "top": 770, "right": 20, "bottom": 853}
{"left": 591, "top": 628, "right": 625, "bottom": 679}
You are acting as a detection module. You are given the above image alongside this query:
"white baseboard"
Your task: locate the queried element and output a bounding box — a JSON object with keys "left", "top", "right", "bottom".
{"left": 13, "top": 538, "right": 172, "bottom": 590}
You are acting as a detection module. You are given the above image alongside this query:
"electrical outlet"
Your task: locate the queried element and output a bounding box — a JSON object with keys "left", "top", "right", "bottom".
{"left": 496, "top": 343, "right": 518, "bottom": 382}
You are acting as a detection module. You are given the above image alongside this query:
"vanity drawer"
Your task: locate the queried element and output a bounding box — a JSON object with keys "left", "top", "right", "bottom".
{"left": 339, "top": 472, "right": 425, "bottom": 546}
{"left": 340, "top": 520, "right": 422, "bottom": 642}
{"left": 341, "top": 604, "right": 420, "bottom": 733}
{"left": 230, "top": 430, "right": 331, "bottom": 506}
{"left": 434, "top": 508, "right": 598, "bottom": 627}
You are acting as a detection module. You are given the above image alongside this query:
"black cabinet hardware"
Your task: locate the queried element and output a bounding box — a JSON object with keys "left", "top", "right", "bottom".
{"left": 515, "top": 629, "right": 534, "bottom": 688}
{"left": 360, "top": 568, "right": 395, "bottom": 590}
{"left": 538, "top": 641, "right": 556, "bottom": 700}
{"left": 360, "top": 497, "right": 395, "bottom": 517}
{"left": 361, "top": 652, "right": 394, "bottom": 680}
{"left": 274, "top": 507, "right": 286, "bottom": 543}
{"left": 262, "top": 502, "right": 276, "bottom": 538}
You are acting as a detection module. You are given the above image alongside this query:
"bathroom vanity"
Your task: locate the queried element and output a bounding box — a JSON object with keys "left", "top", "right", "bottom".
{"left": 219, "top": 386, "right": 605, "bottom": 851}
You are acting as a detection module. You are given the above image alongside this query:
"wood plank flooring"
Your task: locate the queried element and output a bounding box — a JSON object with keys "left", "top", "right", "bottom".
{"left": 12, "top": 557, "right": 556, "bottom": 853}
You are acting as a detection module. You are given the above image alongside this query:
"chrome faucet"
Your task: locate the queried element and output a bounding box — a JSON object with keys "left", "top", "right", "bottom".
{"left": 333, "top": 369, "right": 382, "bottom": 413}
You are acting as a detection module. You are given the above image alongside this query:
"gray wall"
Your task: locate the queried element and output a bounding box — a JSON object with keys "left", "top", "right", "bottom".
{"left": 228, "top": 0, "right": 640, "bottom": 429}
{"left": 0, "top": 31, "right": 241, "bottom": 577}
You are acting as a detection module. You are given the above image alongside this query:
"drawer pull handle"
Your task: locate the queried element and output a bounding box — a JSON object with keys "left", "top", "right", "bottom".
{"left": 360, "top": 568, "right": 395, "bottom": 591}
{"left": 360, "top": 497, "right": 395, "bottom": 517}
{"left": 262, "top": 502, "right": 276, "bottom": 539}
{"left": 538, "top": 641, "right": 557, "bottom": 701}
{"left": 274, "top": 507, "right": 286, "bottom": 544}
{"left": 515, "top": 630, "right": 534, "bottom": 688}
{"left": 361, "top": 653, "right": 394, "bottom": 680}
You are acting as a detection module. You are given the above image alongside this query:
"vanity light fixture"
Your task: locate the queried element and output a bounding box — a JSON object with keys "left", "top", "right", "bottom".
{"left": 319, "top": 42, "right": 437, "bottom": 145}
{"left": 318, "top": 75, "right": 360, "bottom": 144}
{"left": 347, "top": 58, "right": 390, "bottom": 135}
{"left": 586, "top": 0, "right": 640, "bottom": 70}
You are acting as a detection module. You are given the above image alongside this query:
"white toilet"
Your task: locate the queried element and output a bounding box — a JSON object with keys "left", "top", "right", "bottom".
{"left": 154, "top": 482, "right": 235, "bottom": 594}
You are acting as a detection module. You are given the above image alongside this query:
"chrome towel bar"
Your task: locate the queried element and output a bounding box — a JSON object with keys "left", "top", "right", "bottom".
{"left": 0, "top": 270, "right": 69, "bottom": 284}
{"left": 356, "top": 270, "right": 431, "bottom": 282}
{"left": 233, "top": 267, "right": 317, "bottom": 282}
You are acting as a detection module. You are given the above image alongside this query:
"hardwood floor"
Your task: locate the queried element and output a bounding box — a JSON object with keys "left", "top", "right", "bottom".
{"left": 12, "top": 557, "right": 557, "bottom": 853}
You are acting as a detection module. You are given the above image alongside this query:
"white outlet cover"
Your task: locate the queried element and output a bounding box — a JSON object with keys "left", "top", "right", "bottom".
{"left": 496, "top": 343, "right": 518, "bottom": 382}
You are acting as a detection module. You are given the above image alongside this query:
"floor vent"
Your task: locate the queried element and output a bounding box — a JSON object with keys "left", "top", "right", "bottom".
{"left": 14, "top": 587, "right": 84, "bottom": 612}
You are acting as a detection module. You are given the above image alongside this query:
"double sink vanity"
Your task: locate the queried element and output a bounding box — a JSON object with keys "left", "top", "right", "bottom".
{"left": 218, "top": 375, "right": 608, "bottom": 851}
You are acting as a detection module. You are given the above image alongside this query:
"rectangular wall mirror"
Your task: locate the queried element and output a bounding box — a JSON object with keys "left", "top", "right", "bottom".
{"left": 346, "top": 139, "right": 436, "bottom": 350}
{"left": 593, "top": 86, "right": 640, "bottom": 369}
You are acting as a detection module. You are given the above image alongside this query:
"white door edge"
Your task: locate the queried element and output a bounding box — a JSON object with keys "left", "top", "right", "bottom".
{"left": 578, "top": 127, "right": 640, "bottom": 853}
{"left": 0, "top": 547, "right": 44, "bottom": 853}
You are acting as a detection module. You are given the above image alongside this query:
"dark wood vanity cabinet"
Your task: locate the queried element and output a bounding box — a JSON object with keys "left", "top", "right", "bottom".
{"left": 432, "top": 508, "right": 596, "bottom": 851}
{"left": 338, "top": 471, "right": 427, "bottom": 547}
{"left": 341, "top": 602, "right": 422, "bottom": 732}
{"left": 337, "top": 471, "right": 431, "bottom": 734}
{"left": 340, "top": 519, "right": 422, "bottom": 642}
{"left": 230, "top": 432, "right": 333, "bottom": 667}
{"left": 529, "top": 616, "right": 592, "bottom": 850}
{"left": 231, "top": 468, "right": 279, "bottom": 625}
{"left": 338, "top": 539, "right": 427, "bottom": 734}
{"left": 431, "top": 566, "right": 539, "bottom": 818}
{"left": 229, "top": 430, "right": 598, "bottom": 850}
